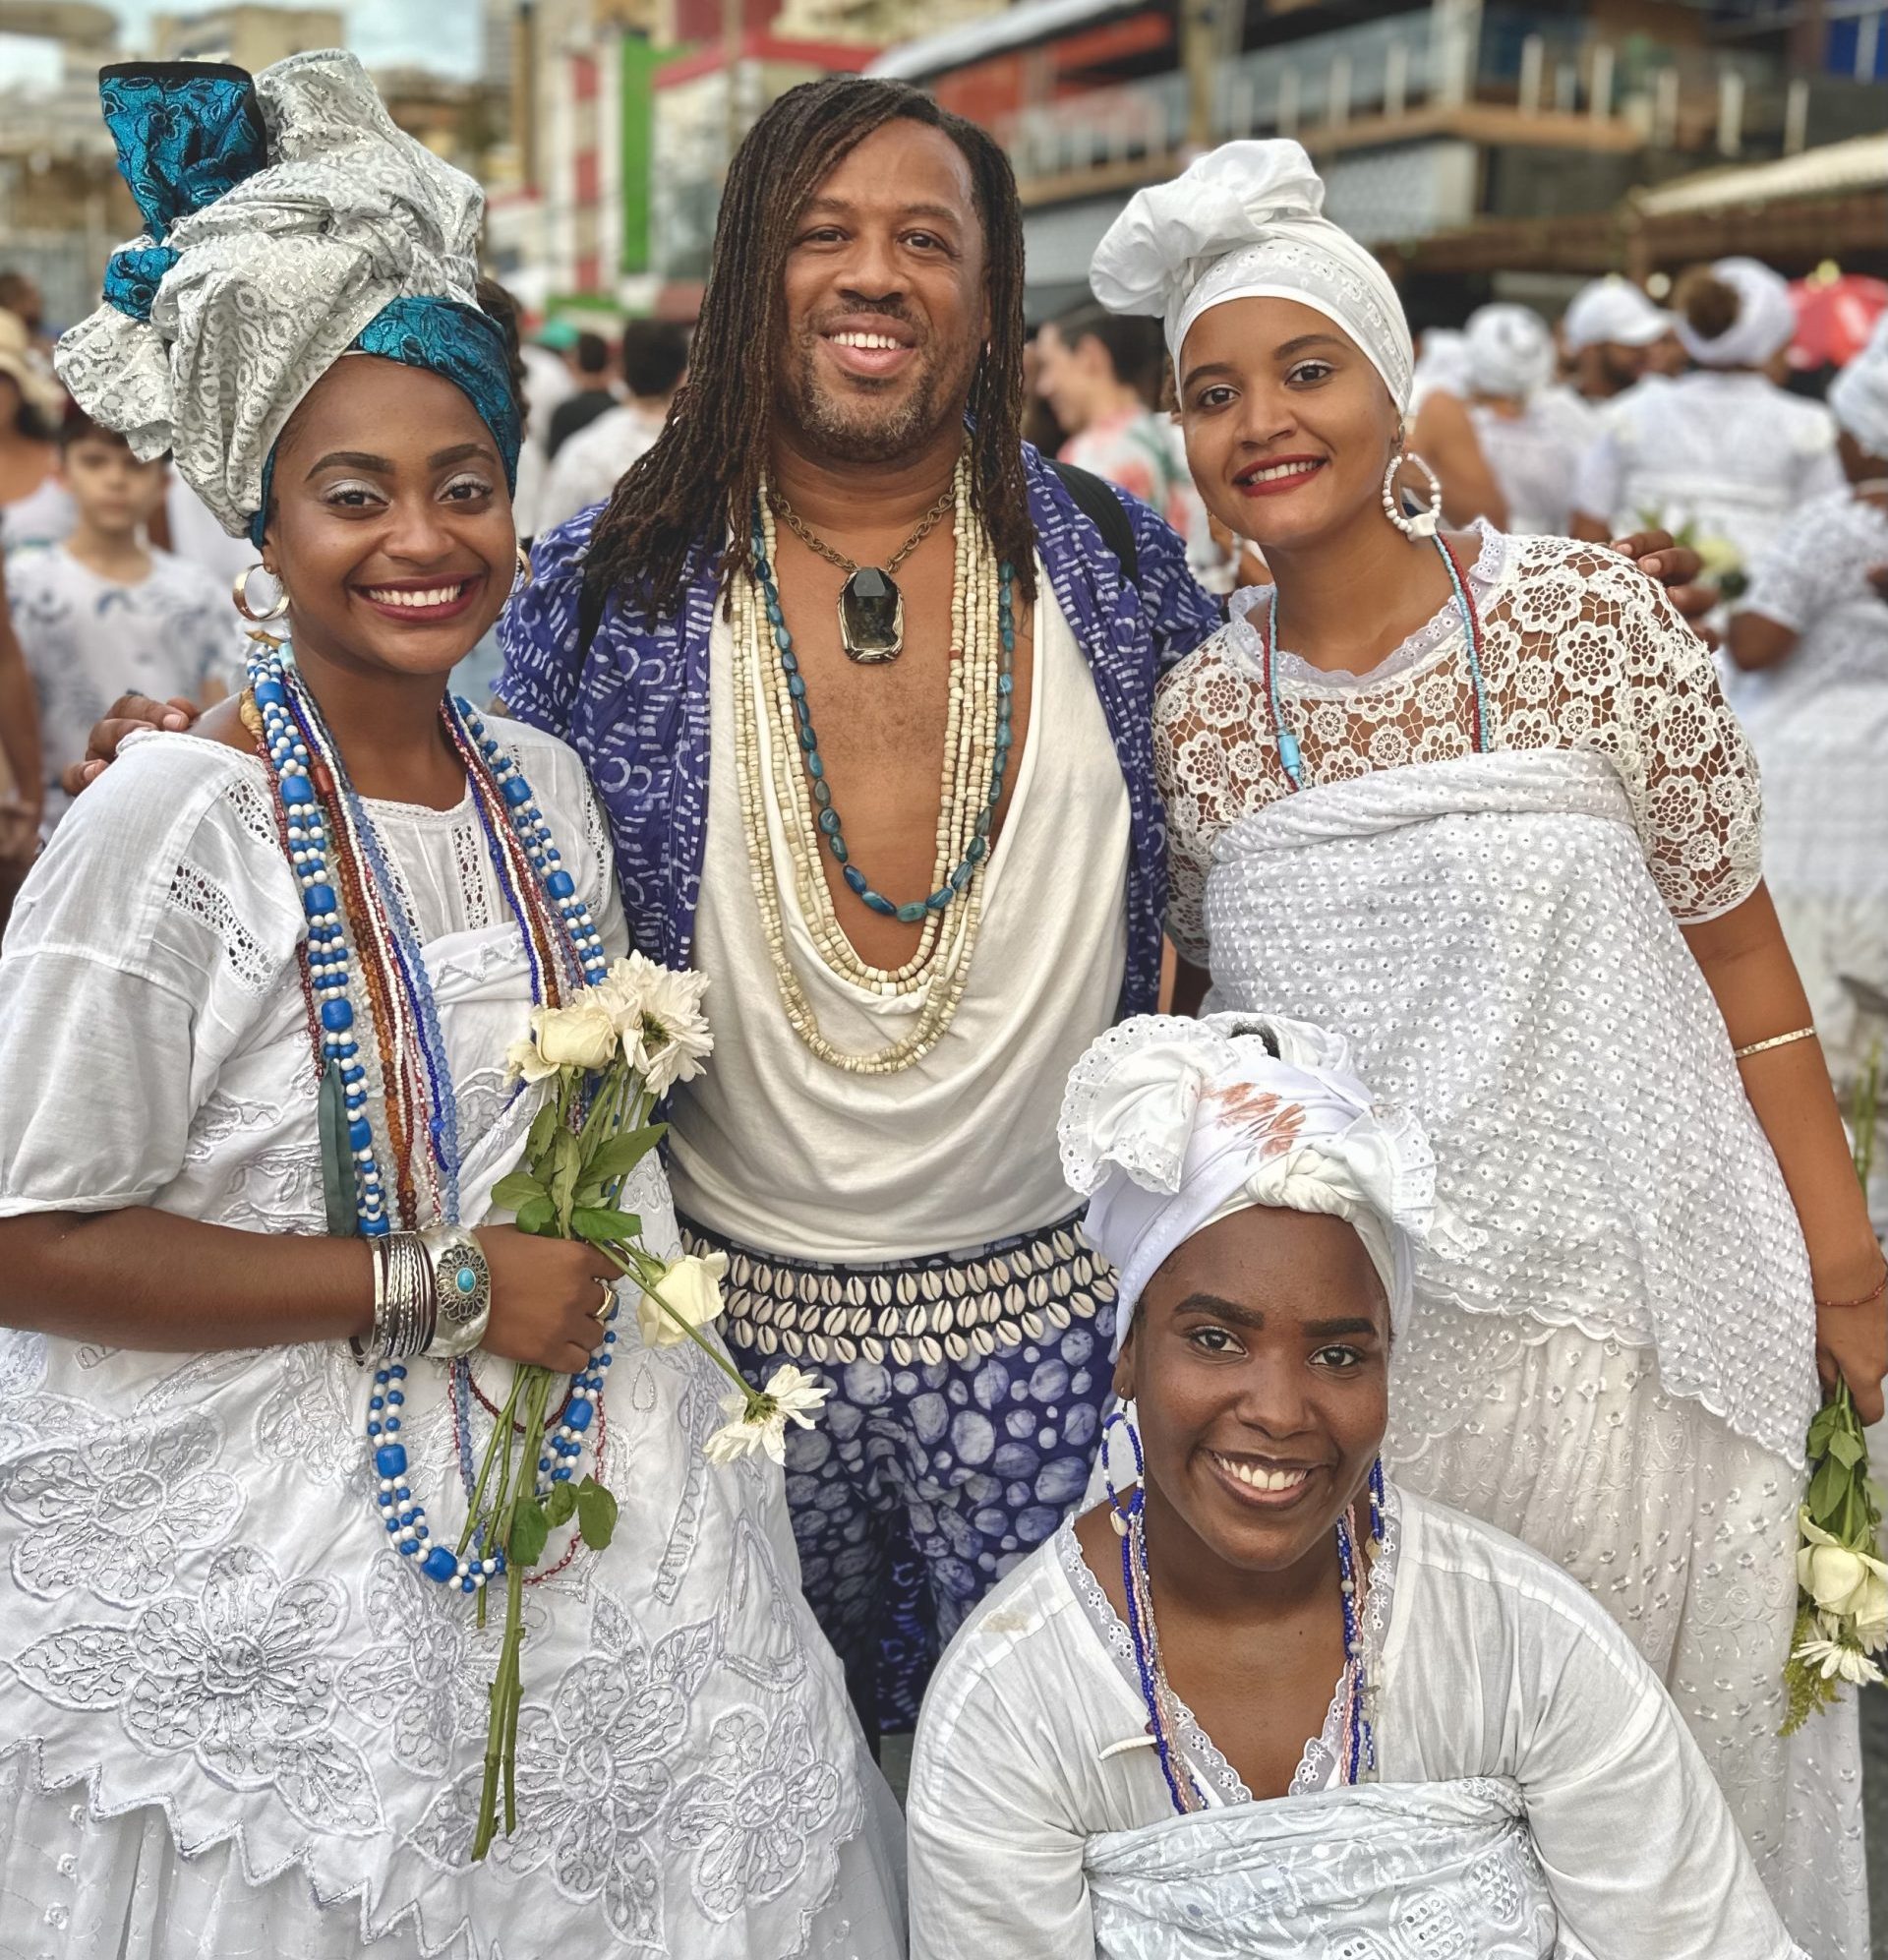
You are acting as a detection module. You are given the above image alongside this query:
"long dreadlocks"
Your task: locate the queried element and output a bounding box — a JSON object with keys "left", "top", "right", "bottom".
{"left": 582, "top": 77, "right": 1035, "bottom": 619}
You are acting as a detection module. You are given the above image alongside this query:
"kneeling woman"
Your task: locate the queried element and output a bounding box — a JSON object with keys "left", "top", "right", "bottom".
{"left": 0, "top": 53, "right": 901, "bottom": 1960}
{"left": 907, "top": 1014, "right": 1801, "bottom": 1959}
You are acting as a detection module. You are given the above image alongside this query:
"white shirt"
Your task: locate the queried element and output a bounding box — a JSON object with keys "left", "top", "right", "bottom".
{"left": 907, "top": 1485, "right": 1800, "bottom": 1960}
{"left": 7, "top": 543, "right": 248, "bottom": 825}
{"left": 1571, "top": 370, "right": 1843, "bottom": 570}
{"left": 0, "top": 473, "right": 74, "bottom": 555}
{"left": 537, "top": 399, "right": 668, "bottom": 537}
{"left": 667, "top": 574, "right": 1131, "bottom": 1261}
{"left": 1469, "top": 388, "right": 1594, "bottom": 535}
{"left": 162, "top": 476, "right": 255, "bottom": 588}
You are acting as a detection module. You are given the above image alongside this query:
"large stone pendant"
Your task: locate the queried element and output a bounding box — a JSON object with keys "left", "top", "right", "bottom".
{"left": 839, "top": 565, "right": 905, "bottom": 664}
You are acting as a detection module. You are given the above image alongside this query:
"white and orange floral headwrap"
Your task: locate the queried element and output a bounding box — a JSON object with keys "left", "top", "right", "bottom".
{"left": 1059, "top": 1013, "right": 1438, "bottom": 1359}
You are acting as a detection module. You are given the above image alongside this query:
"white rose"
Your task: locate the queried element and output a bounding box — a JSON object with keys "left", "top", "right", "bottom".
{"left": 1856, "top": 1572, "right": 1888, "bottom": 1650}
{"left": 1799, "top": 1541, "right": 1875, "bottom": 1619}
{"left": 503, "top": 1036, "right": 560, "bottom": 1085}
{"left": 638, "top": 1251, "right": 727, "bottom": 1349}
{"left": 532, "top": 998, "right": 620, "bottom": 1071}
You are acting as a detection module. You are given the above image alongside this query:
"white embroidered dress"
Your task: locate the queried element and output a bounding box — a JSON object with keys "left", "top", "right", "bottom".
{"left": 0, "top": 725, "right": 904, "bottom": 1960}
{"left": 1153, "top": 528, "right": 1862, "bottom": 1959}
{"left": 1734, "top": 490, "right": 1888, "bottom": 1223}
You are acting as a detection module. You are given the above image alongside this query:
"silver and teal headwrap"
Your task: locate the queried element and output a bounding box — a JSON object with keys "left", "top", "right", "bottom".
{"left": 55, "top": 50, "right": 520, "bottom": 544}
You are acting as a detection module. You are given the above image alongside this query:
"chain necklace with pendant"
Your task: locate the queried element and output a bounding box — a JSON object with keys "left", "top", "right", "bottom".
{"left": 767, "top": 479, "right": 956, "bottom": 664}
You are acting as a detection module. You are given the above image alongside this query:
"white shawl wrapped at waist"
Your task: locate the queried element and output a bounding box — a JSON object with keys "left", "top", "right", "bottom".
{"left": 1084, "top": 1777, "right": 1557, "bottom": 1958}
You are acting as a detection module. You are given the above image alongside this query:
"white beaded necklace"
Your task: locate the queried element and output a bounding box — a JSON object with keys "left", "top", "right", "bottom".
{"left": 733, "top": 458, "right": 1008, "bottom": 1074}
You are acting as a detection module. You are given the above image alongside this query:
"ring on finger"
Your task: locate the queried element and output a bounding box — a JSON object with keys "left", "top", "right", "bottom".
{"left": 593, "top": 1275, "right": 617, "bottom": 1321}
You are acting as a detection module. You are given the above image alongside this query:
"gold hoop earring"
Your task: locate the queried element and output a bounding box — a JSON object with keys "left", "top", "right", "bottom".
{"left": 512, "top": 544, "right": 533, "bottom": 592}
{"left": 233, "top": 563, "right": 289, "bottom": 623}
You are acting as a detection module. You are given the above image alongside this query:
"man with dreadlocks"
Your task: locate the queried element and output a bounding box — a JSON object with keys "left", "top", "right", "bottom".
{"left": 492, "top": 77, "right": 1221, "bottom": 1738}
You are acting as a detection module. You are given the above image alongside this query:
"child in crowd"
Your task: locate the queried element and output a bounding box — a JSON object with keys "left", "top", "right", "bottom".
{"left": 7, "top": 411, "right": 245, "bottom": 829}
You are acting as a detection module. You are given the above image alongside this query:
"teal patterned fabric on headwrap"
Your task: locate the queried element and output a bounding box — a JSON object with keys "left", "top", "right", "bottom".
{"left": 57, "top": 50, "right": 520, "bottom": 541}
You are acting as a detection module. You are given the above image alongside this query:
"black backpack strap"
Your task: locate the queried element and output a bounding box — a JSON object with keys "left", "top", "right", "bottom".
{"left": 1047, "top": 458, "right": 1141, "bottom": 588}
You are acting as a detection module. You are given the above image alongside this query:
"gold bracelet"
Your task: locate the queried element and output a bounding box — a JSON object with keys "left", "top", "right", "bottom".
{"left": 1733, "top": 1026, "right": 1817, "bottom": 1061}
{"left": 1815, "top": 1264, "right": 1888, "bottom": 1311}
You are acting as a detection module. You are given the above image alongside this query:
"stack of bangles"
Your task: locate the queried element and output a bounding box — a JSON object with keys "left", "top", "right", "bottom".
{"left": 351, "top": 1224, "right": 493, "bottom": 1362}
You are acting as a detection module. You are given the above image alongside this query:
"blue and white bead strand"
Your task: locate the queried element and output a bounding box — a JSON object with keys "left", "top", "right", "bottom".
{"left": 455, "top": 698, "right": 610, "bottom": 987}
{"left": 249, "top": 646, "right": 386, "bottom": 1234}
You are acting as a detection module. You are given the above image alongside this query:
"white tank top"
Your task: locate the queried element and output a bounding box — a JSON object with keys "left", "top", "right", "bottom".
{"left": 667, "top": 568, "right": 1131, "bottom": 1263}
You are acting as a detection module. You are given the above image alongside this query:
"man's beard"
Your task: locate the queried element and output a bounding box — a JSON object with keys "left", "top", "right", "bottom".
{"left": 1598, "top": 345, "right": 1643, "bottom": 395}
{"left": 777, "top": 329, "right": 974, "bottom": 466}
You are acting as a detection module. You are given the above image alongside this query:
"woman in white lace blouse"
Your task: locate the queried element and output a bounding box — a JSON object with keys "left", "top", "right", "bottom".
{"left": 0, "top": 53, "right": 903, "bottom": 1960}
{"left": 908, "top": 1013, "right": 1803, "bottom": 1960}
{"left": 1729, "top": 320, "right": 1888, "bottom": 1228}
{"left": 1089, "top": 141, "right": 1882, "bottom": 1957}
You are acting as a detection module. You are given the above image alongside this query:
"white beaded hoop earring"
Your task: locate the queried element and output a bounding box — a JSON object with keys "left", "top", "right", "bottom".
{"left": 1381, "top": 448, "right": 1444, "bottom": 540}
{"left": 232, "top": 562, "right": 289, "bottom": 623}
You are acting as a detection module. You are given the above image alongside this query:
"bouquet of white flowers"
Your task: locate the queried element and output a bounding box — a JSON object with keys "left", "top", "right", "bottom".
{"left": 465, "top": 953, "right": 827, "bottom": 1854}
{"left": 1784, "top": 1051, "right": 1887, "bottom": 1731}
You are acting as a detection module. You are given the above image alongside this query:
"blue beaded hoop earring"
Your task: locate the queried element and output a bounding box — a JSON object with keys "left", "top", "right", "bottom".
{"left": 1101, "top": 1404, "right": 1145, "bottom": 1540}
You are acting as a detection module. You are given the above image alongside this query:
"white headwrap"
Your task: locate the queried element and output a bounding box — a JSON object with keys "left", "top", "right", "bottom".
{"left": 1561, "top": 277, "right": 1672, "bottom": 354}
{"left": 1090, "top": 140, "right": 1413, "bottom": 413}
{"left": 1462, "top": 303, "right": 1555, "bottom": 401}
{"left": 1412, "top": 327, "right": 1472, "bottom": 402}
{"left": 1677, "top": 257, "right": 1798, "bottom": 371}
{"left": 1060, "top": 1014, "right": 1437, "bottom": 1359}
{"left": 1829, "top": 312, "right": 1888, "bottom": 461}
{"left": 55, "top": 50, "right": 513, "bottom": 541}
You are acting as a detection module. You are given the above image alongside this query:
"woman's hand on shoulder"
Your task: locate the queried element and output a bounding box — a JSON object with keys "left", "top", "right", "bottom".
{"left": 1607, "top": 529, "right": 1714, "bottom": 641}
{"left": 59, "top": 692, "right": 201, "bottom": 798}
{"left": 474, "top": 1224, "right": 625, "bottom": 1375}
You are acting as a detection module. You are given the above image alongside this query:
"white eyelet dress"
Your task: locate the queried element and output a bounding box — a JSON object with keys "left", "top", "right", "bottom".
{"left": 0, "top": 725, "right": 906, "bottom": 1960}
{"left": 1153, "top": 527, "right": 1863, "bottom": 1959}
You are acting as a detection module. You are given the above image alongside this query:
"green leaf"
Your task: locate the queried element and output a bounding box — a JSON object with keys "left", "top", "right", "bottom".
{"left": 490, "top": 1170, "right": 548, "bottom": 1215}
{"left": 514, "top": 1194, "right": 555, "bottom": 1236}
{"left": 507, "top": 1497, "right": 550, "bottom": 1568}
{"left": 575, "top": 1475, "right": 619, "bottom": 1551}
{"left": 582, "top": 1124, "right": 668, "bottom": 1195}
{"left": 1808, "top": 1451, "right": 1850, "bottom": 1521}
{"left": 543, "top": 1482, "right": 578, "bottom": 1527}
{"left": 526, "top": 1099, "right": 560, "bottom": 1166}
{"left": 550, "top": 1128, "right": 582, "bottom": 1233}
{"left": 571, "top": 1206, "right": 643, "bottom": 1246}
{"left": 1828, "top": 1428, "right": 1865, "bottom": 1469}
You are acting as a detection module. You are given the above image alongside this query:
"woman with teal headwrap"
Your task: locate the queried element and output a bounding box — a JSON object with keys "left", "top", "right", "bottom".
{"left": 0, "top": 51, "right": 905, "bottom": 1959}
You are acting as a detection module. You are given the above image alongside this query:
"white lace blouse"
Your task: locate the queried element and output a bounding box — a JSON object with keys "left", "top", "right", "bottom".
{"left": 0, "top": 725, "right": 895, "bottom": 1958}
{"left": 1155, "top": 526, "right": 1762, "bottom": 965}
{"left": 906, "top": 1484, "right": 1799, "bottom": 1960}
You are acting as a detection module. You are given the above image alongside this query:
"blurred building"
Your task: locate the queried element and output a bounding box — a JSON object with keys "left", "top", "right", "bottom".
{"left": 0, "top": 1, "right": 133, "bottom": 327}
{"left": 152, "top": 4, "right": 343, "bottom": 67}
{"left": 865, "top": 0, "right": 1888, "bottom": 317}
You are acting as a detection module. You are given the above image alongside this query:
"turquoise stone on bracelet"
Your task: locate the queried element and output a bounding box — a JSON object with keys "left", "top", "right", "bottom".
{"left": 749, "top": 515, "right": 1016, "bottom": 921}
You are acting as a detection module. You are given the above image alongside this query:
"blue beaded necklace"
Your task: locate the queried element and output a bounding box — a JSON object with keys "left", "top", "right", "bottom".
{"left": 1261, "top": 531, "right": 1489, "bottom": 793}
{"left": 1102, "top": 1410, "right": 1384, "bottom": 1812}
{"left": 748, "top": 507, "right": 1017, "bottom": 925}
{"left": 247, "top": 645, "right": 615, "bottom": 1596}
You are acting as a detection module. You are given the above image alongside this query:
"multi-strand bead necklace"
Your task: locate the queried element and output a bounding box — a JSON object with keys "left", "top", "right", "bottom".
{"left": 1103, "top": 1411, "right": 1384, "bottom": 1812}
{"left": 246, "top": 645, "right": 615, "bottom": 1596}
{"left": 733, "top": 456, "right": 1017, "bottom": 1074}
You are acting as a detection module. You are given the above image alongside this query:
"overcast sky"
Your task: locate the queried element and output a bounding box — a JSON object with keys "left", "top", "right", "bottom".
{"left": 0, "top": 0, "right": 484, "bottom": 89}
